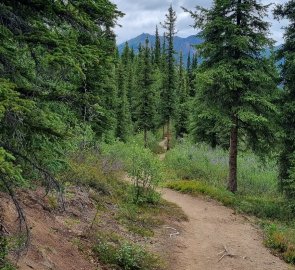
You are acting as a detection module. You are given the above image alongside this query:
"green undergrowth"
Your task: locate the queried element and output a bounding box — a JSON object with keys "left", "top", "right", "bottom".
{"left": 166, "top": 180, "right": 292, "bottom": 220}
{"left": 164, "top": 141, "right": 278, "bottom": 196}
{"left": 264, "top": 222, "right": 295, "bottom": 264}
{"left": 93, "top": 231, "right": 164, "bottom": 270}
{"left": 60, "top": 140, "right": 186, "bottom": 269}
{"left": 0, "top": 236, "right": 16, "bottom": 270}
{"left": 164, "top": 140, "right": 295, "bottom": 264}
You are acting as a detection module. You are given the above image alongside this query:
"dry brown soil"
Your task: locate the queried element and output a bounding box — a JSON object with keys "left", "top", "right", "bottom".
{"left": 158, "top": 187, "right": 294, "bottom": 270}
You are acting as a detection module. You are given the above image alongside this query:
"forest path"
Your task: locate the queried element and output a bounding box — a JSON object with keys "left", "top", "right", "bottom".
{"left": 158, "top": 138, "right": 293, "bottom": 270}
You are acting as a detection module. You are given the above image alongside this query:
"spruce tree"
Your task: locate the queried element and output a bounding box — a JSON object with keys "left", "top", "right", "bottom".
{"left": 136, "top": 38, "right": 156, "bottom": 147}
{"left": 188, "top": 0, "right": 278, "bottom": 192}
{"left": 275, "top": 1, "right": 295, "bottom": 199}
{"left": 154, "top": 25, "right": 161, "bottom": 67}
{"left": 116, "top": 60, "right": 132, "bottom": 142}
{"left": 175, "top": 52, "right": 189, "bottom": 137}
{"left": 187, "top": 52, "right": 197, "bottom": 97}
{"left": 161, "top": 5, "right": 177, "bottom": 150}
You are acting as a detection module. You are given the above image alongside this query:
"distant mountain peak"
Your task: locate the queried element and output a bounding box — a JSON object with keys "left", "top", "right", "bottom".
{"left": 118, "top": 33, "right": 203, "bottom": 64}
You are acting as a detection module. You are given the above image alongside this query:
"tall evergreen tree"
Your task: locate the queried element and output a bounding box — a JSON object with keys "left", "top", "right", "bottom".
{"left": 188, "top": 0, "right": 278, "bottom": 192}
{"left": 275, "top": 1, "right": 295, "bottom": 200}
{"left": 154, "top": 25, "right": 161, "bottom": 67}
{"left": 187, "top": 51, "right": 197, "bottom": 97}
{"left": 161, "top": 5, "right": 177, "bottom": 150}
{"left": 136, "top": 38, "right": 156, "bottom": 147}
{"left": 116, "top": 60, "right": 132, "bottom": 142}
{"left": 175, "top": 52, "right": 189, "bottom": 137}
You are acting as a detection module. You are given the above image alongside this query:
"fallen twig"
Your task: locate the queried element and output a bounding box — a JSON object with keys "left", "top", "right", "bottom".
{"left": 218, "top": 245, "right": 238, "bottom": 262}
{"left": 165, "top": 226, "right": 180, "bottom": 238}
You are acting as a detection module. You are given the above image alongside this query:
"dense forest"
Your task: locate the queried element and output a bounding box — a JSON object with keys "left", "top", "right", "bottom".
{"left": 1, "top": 0, "right": 295, "bottom": 269}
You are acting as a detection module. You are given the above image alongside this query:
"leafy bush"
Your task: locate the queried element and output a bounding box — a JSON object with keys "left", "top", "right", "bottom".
{"left": 102, "top": 141, "right": 162, "bottom": 204}
{"left": 93, "top": 239, "right": 162, "bottom": 270}
{"left": 133, "top": 133, "right": 166, "bottom": 154}
{"left": 128, "top": 144, "right": 161, "bottom": 204}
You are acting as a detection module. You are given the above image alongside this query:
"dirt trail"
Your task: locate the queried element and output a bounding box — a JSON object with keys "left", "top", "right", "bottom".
{"left": 161, "top": 189, "right": 293, "bottom": 270}
{"left": 159, "top": 138, "right": 293, "bottom": 270}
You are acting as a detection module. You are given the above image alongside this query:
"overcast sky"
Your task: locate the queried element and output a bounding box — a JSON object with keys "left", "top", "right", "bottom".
{"left": 112, "top": 0, "right": 289, "bottom": 45}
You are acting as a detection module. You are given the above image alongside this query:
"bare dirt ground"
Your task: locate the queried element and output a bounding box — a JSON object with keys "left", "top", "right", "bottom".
{"left": 160, "top": 188, "right": 294, "bottom": 270}
{"left": 1, "top": 188, "right": 98, "bottom": 270}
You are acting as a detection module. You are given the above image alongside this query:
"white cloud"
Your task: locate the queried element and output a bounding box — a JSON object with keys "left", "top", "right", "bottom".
{"left": 112, "top": 0, "right": 289, "bottom": 44}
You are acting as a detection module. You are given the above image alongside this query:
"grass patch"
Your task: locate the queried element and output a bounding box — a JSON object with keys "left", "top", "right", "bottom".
{"left": 166, "top": 180, "right": 235, "bottom": 206}
{"left": 264, "top": 222, "right": 295, "bottom": 264}
{"left": 166, "top": 180, "right": 292, "bottom": 220}
{"left": 164, "top": 141, "right": 278, "bottom": 196}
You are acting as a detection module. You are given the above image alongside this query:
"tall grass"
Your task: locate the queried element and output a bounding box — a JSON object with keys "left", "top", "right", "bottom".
{"left": 164, "top": 141, "right": 278, "bottom": 196}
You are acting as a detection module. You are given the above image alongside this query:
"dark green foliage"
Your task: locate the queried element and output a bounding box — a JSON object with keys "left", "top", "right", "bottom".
{"left": 0, "top": 0, "right": 123, "bottom": 187}
{"left": 175, "top": 52, "right": 189, "bottom": 137}
{"left": 154, "top": 26, "right": 161, "bottom": 67}
{"left": 186, "top": 52, "right": 197, "bottom": 97}
{"left": 275, "top": 1, "right": 295, "bottom": 202}
{"left": 188, "top": 0, "right": 278, "bottom": 192}
{"left": 136, "top": 39, "right": 157, "bottom": 147}
{"left": 116, "top": 60, "right": 133, "bottom": 141}
{"left": 161, "top": 5, "right": 177, "bottom": 150}
{"left": 0, "top": 0, "right": 123, "bottom": 260}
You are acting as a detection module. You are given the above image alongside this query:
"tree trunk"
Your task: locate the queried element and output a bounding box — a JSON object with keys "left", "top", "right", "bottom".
{"left": 162, "top": 124, "right": 165, "bottom": 139}
{"left": 167, "top": 118, "right": 171, "bottom": 151}
{"left": 228, "top": 115, "right": 238, "bottom": 193}
{"left": 144, "top": 128, "right": 147, "bottom": 148}
{"left": 228, "top": 0, "right": 241, "bottom": 193}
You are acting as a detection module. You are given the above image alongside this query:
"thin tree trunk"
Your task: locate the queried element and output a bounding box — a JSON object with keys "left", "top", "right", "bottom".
{"left": 228, "top": 115, "right": 238, "bottom": 193}
{"left": 162, "top": 125, "right": 165, "bottom": 139}
{"left": 144, "top": 128, "right": 147, "bottom": 148}
{"left": 167, "top": 117, "right": 171, "bottom": 151}
{"left": 82, "top": 79, "right": 87, "bottom": 149}
{"left": 228, "top": 0, "right": 241, "bottom": 193}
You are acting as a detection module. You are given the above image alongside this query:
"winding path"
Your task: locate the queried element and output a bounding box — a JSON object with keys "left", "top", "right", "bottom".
{"left": 159, "top": 138, "right": 293, "bottom": 270}
{"left": 161, "top": 188, "right": 293, "bottom": 270}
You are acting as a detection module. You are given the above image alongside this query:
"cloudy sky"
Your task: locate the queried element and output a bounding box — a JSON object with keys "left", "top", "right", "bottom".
{"left": 112, "top": 0, "right": 289, "bottom": 45}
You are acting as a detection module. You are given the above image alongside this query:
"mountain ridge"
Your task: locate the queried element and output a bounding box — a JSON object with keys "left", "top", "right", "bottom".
{"left": 118, "top": 33, "right": 203, "bottom": 63}
{"left": 118, "top": 33, "right": 282, "bottom": 65}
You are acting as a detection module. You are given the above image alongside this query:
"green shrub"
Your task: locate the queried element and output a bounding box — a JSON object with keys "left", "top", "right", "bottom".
{"left": 93, "top": 239, "right": 162, "bottom": 270}
{"left": 102, "top": 141, "right": 162, "bottom": 204}
{"left": 133, "top": 133, "right": 166, "bottom": 154}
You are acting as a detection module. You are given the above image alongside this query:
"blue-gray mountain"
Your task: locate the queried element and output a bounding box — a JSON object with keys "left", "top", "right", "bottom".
{"left": 118, "top": 33, "right": 203, "bottom": 65}
{"left": 118, "top": 33, "right": 282, "bottom": 66}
